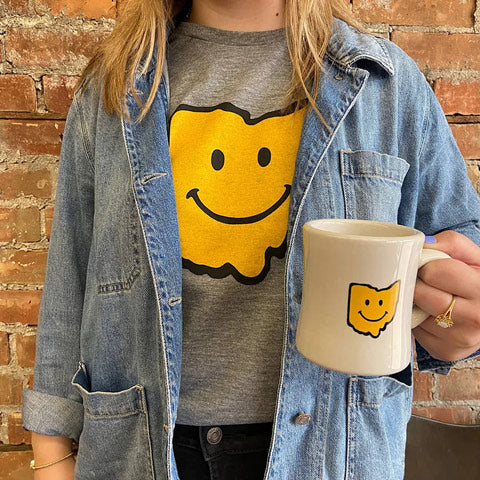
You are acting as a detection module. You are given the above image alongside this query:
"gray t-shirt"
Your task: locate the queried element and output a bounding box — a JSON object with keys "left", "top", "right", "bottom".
{"left": 166, "top": 20, "right": 306, "bottom": 425}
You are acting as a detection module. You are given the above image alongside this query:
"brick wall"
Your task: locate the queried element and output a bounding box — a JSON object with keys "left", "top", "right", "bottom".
{"left": 0, "top": 0, "right": 479, "bottom": 477}
{"left": 351, "top": 0, "right": 480, "bottom": 426}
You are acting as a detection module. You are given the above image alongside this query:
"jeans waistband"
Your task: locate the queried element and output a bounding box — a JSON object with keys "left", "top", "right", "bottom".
{"left": 174, "top": 422, "right": 273, "bottom": 437}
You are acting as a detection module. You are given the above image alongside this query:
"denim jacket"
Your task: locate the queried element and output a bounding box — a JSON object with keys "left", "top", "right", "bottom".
{"left": 22, "top": 16, "right": 480, "bottom": 480}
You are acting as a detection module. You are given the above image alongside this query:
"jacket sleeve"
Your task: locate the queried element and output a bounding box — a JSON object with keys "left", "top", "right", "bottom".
{"left": 22, "top": 91, "right": 94, "bottom": 442}
{"left": 412, "top": 76, "right": 480, "bottom": 375}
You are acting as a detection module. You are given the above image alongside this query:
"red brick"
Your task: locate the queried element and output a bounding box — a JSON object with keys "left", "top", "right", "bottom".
{"left": 0, "top": 450, "right": 33, "bottom": 480}
{"left": 44, "top": 206, "right": 54, "bottom": 240}
{"left": 466, "top": 163, "right": 480, "bottom": 194}
{"left": 353, "top": 0, "right": 475, "bottom": 28}
{"left": 43, "top": 75, "right": 79, "bottom": 114}
{"left": 413, "top": 371, "right": 434, "bottom": 402}
{"left": 0, "top": 168, "right": 52, "bottom": 200}
{"left": 16, "top": 334, "right": 36, "bottom": 367}
{"left": 391, "top": 32, "right": 480, "bottom": 71}
{"left": 0, "top": 373, "right": 23, "bottom": 404}
{"left": 5, "top": 27, "right": 108, "bottom": 71}
{"left": 450, "top": 124, "right": 480, "bottom": 160}
{"left": 0, "top": 332, "right": 9, "bottom": 365}
{"left": 0, "top": 208, "right": 16, "bottom": 242}
{"left": 0, "top": 120, "right": 64, "bottom": 156}
{"left": 0, "top": 75, "right": 36, "bottom": 112}
{"left": 0, "top": 207, "right": 41, "bottom": 242}
{"left": 412, "top": 406, "right": 473, "bottom": 425}
{"left": 434, "top": 79, "right": 480, "bottom": 115}
{"left": 0, "top": 249, "right": 48, "bottom": 284}
{"left": 8, "top": 412, "right": 32, "bottom": 445}
{"left": 437, "top": 368, "right": 480, "bottom": 401}
{"left": 34, "top": 0, "right": 117, "bottom": 18}
{"left": 1, "top": 0, "right": 29, "bottom": 14}
{"left": 0, "top": 290, "right": 42, "bottom": 326}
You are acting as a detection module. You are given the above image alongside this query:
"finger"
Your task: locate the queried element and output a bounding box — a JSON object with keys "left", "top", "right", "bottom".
{"left": 414, "top": 313, "right": 480, "bottom": 356}
{"left": 418, "top": 258, "right": 480, "bottom": 300}
{"left": 413, "top": 277, "right": 471, "bottom": 325}
{"left": 423, "top": 230, "right": 480, "bottom": 267}
{"left": 413, "top": 277, "right": 454, "bottom": 316}
{"left": 413, "top": 279, "right": 480, "bottom": 347}
{"left": 413, "top": 326, "right": 480, "bottom": 363}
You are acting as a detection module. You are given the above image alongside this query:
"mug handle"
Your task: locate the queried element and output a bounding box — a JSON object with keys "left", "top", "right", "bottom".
{"left": 411, "top": 249, "right": 452, "bottom": 328}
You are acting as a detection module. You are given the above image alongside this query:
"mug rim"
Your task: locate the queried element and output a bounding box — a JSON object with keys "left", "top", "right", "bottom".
{"left": 304, "top": 218, "right": 425, "bottom": 242}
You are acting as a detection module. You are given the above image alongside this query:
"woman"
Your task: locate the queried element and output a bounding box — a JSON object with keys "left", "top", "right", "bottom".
{"left": 22, "top": 0, "right": 480, "bottom": 479}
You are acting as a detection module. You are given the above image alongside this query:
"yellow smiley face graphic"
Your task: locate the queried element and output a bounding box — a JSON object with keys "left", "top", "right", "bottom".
{"left": 169, "top": 102, "right": 306, "bottom": 284}
{"left": 347, "top": 281, "right": 400, "bottom": 338}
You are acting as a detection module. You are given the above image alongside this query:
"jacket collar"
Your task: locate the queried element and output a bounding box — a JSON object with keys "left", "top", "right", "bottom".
{"left": 137, "top": 16, "right": 394, "bottom": 79}
{"left": 326, "top": 17, "right": 394, "bottom": 76}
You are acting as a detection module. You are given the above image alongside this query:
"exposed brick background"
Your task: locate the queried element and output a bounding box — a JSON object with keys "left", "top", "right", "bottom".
{"left": 0, "top": 0, "right": 479, "bottom": 476}
{"left": 352, "top": 0, "right": 480, "bottom": 429}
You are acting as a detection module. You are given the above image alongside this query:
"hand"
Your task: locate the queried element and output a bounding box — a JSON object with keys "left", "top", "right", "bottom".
{"left": 412, "top": 230, "right": 480, "bottom": 362}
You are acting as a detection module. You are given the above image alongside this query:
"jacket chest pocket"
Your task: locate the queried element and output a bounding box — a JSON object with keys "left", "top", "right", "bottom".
{"left": 71, "top": 362, "right": 154, "bottom": 480}
{"left": 94, "top": 187, "right": 142, "bottom": 294}
{"left": 345, "top": 370, "right": 413, "bottom": 480}
{"left": 340, "top": 150, "right": 410, "bottom": 223}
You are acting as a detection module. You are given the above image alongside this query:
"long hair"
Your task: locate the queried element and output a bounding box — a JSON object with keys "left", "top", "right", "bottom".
{"left": 75, "top": 0, "right": 368, "bottom": 129}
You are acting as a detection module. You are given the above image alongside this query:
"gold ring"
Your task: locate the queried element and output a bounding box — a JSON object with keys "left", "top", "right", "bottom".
{"left": 434, "top": 296, "right": 456, "bottom": 328}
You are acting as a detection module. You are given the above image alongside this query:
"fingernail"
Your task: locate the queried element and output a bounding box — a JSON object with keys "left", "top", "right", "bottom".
{"left": 424, "top": 235, "right": 436, "bottom": 243}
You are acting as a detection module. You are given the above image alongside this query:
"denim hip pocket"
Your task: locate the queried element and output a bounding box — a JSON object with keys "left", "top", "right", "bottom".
{"left": 345, "top": 370, "right": 413, "bottom": 480}
{"left": 71, "top": 362, "right": 154, "bottom": 480}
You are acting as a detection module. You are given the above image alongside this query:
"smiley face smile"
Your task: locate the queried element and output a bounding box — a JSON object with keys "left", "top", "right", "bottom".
{"left": 358, "top": 310, "right": 388, "bottom": 322}
{"left": 186, "top": 184, "right": 291, "bottom": 225}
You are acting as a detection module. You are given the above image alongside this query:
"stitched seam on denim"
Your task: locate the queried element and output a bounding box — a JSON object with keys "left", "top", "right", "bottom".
{"left": 345, "top": 380, "right": 357, "bottom": 480}
{"left": 139, "top": 386, "right": 155, "bottom": 479}
{"left": 84, "top": 409, "right": 143, "bottom": 419}
{"left": 342, "top": 172, "right": 405, "bottom": 184}
{"left": 373, "top": 36, "right": 395, "bottom": 75}
{"left": 73, "top": 95, "right": 95, "bottom": 177}
{"left": 417, "top": 79, "right": 431, "bottom": 164}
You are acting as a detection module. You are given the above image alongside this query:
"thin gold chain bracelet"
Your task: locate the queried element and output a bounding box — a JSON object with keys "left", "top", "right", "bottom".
{"left": 30, "top": 450, "right": 75, "bottom": 470}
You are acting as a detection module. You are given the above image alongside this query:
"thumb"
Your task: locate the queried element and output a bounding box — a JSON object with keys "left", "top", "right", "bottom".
{"left": 423, "top": 230, "right": 480, "bottom": 267}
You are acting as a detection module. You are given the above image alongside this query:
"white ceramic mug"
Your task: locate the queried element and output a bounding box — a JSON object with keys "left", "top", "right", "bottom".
{"left": 295, "top": 219, "right": 450, "bottom": 376}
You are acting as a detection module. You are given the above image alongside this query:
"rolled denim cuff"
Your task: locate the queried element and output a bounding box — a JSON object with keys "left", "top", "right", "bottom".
{"left": 415, "top": 340, "right": 480, "bottom": 375}
{"left": 22, "top": 388, "right": 84, "bottom": 442}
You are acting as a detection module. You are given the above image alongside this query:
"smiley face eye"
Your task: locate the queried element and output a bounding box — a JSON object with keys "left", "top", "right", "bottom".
{"left": 211, "top": 149, "right": 225, "bottom": 170}
{"left": 258, "top": 147, "right": 271, "bottom": 167}
{"left": 379, "top": 299, "right": 383, "bottom": 306}
{"left": 365, "top": 299, "right": 370, "bottom": 306}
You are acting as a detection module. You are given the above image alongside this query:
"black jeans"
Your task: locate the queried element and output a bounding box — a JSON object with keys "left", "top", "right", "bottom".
{"left": 172, "top": 422, "right": 273, "bottom": 480}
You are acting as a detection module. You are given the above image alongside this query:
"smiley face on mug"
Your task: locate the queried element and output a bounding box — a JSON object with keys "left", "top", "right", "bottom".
{"left": 347, "top": 281, "right": 400, "bottom": 338}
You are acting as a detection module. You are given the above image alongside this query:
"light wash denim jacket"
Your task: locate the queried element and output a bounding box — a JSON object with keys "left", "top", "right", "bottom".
{"left": 22, "top": 16, "right": 480, "bottom": 480}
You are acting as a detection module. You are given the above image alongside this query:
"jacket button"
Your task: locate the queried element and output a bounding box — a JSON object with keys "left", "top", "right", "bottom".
{"left": 206, "top": 426, "right": 222, "bottom": 445}
{"left": 294, "top": 412, "right": 312, "bottom": 425}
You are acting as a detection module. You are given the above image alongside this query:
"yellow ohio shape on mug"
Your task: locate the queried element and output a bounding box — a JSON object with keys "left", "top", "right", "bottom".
{"left": 168, "top": 102, "right": 306, "bottom": 285}
{"left": 347, "top": 280, "right": 401, "bottom": 338}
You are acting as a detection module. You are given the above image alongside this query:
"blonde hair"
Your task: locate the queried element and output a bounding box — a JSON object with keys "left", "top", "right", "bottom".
{"left": 76, "top": 0, "right": 368, "bottom": 129}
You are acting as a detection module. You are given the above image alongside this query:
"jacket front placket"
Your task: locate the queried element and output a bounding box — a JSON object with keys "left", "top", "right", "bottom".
{"left": 264, "top": 59, "right": 371, "bottom": 480}
{"left": 121, "top": 60, "right": 183, "bottom": 479}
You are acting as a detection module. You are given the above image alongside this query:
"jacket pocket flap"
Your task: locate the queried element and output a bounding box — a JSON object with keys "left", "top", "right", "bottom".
{"left": 341, "top": 150, "right": 410, "bottom": 183}
{"left": 349, "top": 373, "right": 412, "bottom": 407}
{"left": 71, "top": 362, "right": 145, "bottom": 416}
